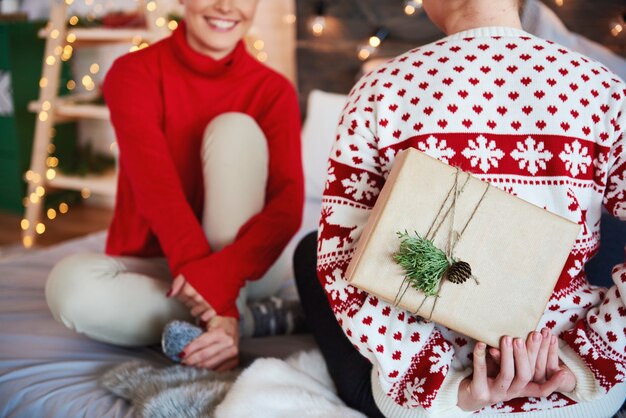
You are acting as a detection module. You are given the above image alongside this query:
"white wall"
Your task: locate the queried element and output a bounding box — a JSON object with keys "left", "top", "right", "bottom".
{"left": 249, "top": 0, "right": 297, "bottom": 85}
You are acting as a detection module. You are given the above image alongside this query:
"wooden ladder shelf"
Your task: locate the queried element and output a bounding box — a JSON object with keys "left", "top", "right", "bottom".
{"left": 21, "top": 0, "right": 170, "bottom": 247}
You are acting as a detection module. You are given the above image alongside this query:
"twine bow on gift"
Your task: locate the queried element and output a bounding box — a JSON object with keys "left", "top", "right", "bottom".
{"left": 393, "top": 168, "right": 489, "bottom": 320}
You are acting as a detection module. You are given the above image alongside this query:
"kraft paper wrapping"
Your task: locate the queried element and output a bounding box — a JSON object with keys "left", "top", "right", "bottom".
{"left": 346, "top": 149, "right": 580, "bottom": 347}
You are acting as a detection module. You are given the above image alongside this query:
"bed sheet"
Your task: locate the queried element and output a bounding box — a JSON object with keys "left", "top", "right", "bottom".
{"left": 0, "top": 231, "right": 317, "bottom": 418}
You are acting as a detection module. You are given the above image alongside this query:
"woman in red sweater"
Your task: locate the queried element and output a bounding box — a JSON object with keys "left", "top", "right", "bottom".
{"left": 45, "top": 0, "right": 304, "bottom": 371}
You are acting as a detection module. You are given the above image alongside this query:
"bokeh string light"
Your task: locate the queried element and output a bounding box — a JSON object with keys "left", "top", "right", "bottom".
{"left": 403, "top": 0, "right": 423, "bottom": 16}
{"left": 609, "top": 11, "right": 625, "bottom": 38}
{"left": 358, "top": 27, "right": 389, "bottom": 61}
{"left": 310, "top": 0, "right": 327, "bottom": 37}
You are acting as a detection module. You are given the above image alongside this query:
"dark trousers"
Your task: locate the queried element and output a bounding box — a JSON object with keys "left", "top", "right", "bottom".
{"left": 294, "top": 231, "right": 386, "bottom": 418}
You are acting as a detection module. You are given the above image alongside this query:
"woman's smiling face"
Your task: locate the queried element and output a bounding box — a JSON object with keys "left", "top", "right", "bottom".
{"left": 180, "top": 0, "right": 260, "bottom": 59}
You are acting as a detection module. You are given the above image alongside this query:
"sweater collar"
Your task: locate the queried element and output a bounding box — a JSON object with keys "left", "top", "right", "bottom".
{"left": 170, "top": 20, "right": 248, "bottom": 76}
{"left": 444, "top": 26, "right": 531, "bottom": 41}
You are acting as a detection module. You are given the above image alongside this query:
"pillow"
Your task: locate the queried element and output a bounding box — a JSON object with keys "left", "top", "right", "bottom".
{"left": 301, "top": 89, "right": 348, "bottom": 201}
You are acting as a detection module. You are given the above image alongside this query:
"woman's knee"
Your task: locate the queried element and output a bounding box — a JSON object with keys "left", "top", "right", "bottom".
{"left": 208, "top": 112, "right": 258, "bottom": 130}
{"left": 202, "top": 112, "right": 265, "bottom": 154}
{"left": 45, "top": 253, "right": 118, "bottom": 325}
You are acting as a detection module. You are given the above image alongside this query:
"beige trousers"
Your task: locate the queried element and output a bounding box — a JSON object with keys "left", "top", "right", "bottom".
{"left": 45, "top": 113, "right": 276, "bottom": 346}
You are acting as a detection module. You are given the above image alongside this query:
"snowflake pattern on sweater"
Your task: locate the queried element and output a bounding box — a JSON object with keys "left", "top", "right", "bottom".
{"left": 317, "top": 27, "right": 626, "bottom": 415}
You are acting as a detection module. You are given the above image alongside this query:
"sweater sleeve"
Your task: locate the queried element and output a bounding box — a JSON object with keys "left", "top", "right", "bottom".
{"left": 178, "top": 79, "right": 304, "bottom": 318}
{"left": 316, "top": 81, "right": 470, "bottom": 415}
{"left": 559, "top": 92, "right": 626, "bottom": 401}
{"left": 103, "top": 55, "right": 213, "bottom": 283}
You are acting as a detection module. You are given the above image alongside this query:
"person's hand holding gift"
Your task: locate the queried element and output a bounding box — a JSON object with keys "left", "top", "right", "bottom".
{"left": 458, "top": 328, "right": 576, "bottom": 411}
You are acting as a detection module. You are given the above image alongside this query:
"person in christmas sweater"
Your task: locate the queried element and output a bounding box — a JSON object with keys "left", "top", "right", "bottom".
{"left": 294, "top": 0, "right": 626, "bottom": 416}
{"left": 45, "top": 0, "right": 304, "bottom": 371}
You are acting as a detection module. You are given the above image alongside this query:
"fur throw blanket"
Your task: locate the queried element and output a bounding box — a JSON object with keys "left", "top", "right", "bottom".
{"left": 101, "top": 350, "right": 365, "bottom": 418}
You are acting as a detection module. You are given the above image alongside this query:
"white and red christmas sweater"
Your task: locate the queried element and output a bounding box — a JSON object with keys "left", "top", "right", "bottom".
{"left": 317, "top": 27, "right": 626, "bottom": 417}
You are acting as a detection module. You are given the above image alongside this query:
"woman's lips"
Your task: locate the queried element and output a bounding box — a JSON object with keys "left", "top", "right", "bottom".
{"left": 205, "top": 16, "right": 238, "bottom": 32}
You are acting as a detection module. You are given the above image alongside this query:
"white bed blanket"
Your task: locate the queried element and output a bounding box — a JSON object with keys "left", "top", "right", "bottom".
{"left": 216, "top": 350, "right": 365, "bottom": 418}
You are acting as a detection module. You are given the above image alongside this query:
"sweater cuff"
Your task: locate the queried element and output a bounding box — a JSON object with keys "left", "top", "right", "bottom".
{"left": 371, "top": 366, "right": 472, "bottom": 418}
{"left": 428, "top": 365, "right": 474, "bottom": 417}
{"left": 179, "top": 255, "right": 243, "bottom": 319}
{"left": 220, "top": 304, "right": 241, "bottom": 319}
{"left": 558, "top": 340, "right": 602, "bottom": 402}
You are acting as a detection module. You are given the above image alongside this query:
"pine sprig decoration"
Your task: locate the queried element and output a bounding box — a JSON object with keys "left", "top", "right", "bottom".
{"left": 393, "top": 231, "right": 451, "bottom": 296}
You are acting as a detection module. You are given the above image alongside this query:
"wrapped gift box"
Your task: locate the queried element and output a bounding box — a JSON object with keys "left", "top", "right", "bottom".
{"left": 346, "top": 148, "right": 580, "bottom": 347}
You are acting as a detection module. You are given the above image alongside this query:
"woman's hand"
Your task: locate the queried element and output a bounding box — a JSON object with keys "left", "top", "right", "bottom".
{"left": 458, "top": 334, "right": 574, "bottom": 411}
{"left": 168, "top": 274, "right": 217, "bottom": 325}
{"left": 179, "top": 315, "right": 240, "bottom": 371}
{"left": 529, "top": 329, "right": 575, "bottom": 391}
{"left": 489, "top": 328, "right": 577, "bottom": 392}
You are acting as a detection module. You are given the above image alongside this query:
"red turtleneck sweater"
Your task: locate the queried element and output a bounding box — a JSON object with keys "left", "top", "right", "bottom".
{"left": 103, "top": 23, "right": 304, "bottom": 318}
